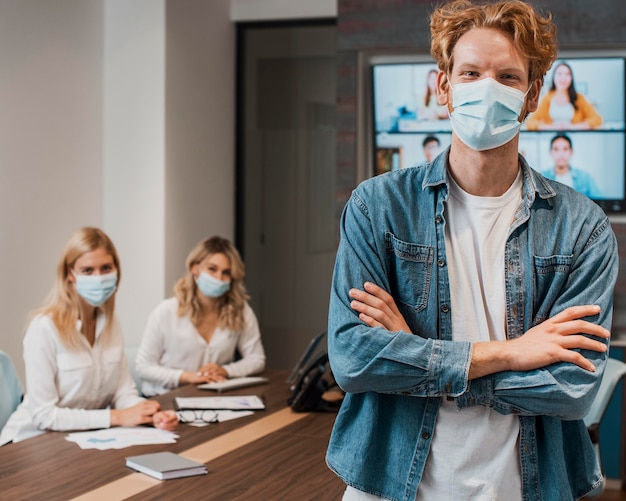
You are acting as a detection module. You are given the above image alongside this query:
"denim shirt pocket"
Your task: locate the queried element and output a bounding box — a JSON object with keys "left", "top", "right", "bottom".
{"left": 385, "top": 232, "right": 434, "bottom": 312}
{"left": 533, "top": 254, "right": 573, "bottom": 323}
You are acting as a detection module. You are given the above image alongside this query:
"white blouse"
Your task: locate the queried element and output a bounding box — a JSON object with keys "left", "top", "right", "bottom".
{"left": 0, "top": 313, "right": 143, "bottom": 445}
{"left": 135, "top": 297, "right": 266, "bottom": 397}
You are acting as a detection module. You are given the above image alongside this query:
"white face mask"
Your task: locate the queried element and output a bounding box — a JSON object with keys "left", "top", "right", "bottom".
{"left": 449, "top": 78, "right": 530, "bottom": 151}
{"left": 73, "top": 271, "right": 118, "bottom": 307}
{"left": 195, "top": 271, "right": 231, "bottom": 298}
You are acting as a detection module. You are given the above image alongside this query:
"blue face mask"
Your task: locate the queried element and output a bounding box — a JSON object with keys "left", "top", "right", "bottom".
{"left": 449, "top": 77, "right": 529, "bottom": 151}
{"left": 73, "top": 271, "right": 118, "bottom": 307}
{"left": 195, "top": 271, "right": 231, "bottom": 298}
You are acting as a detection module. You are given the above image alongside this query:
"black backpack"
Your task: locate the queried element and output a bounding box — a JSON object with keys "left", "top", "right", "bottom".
{"left": 286, "top": 332, "right": 342, "bottom": 412}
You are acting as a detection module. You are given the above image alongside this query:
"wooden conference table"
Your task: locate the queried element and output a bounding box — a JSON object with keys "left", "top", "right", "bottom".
{"left": 0, "top": 369, "right": 346, "bottom": 500}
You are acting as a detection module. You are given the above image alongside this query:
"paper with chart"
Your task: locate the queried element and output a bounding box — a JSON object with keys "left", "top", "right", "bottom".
{"left": 66, "top": 427, "right": 179, "bottom": 450}
{"left": 174, "top": 395, "right": 265, "bottom": 411}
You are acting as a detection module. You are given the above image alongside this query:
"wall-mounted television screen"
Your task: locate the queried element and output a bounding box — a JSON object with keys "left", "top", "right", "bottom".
{"left": 371, "top": 52, "right": 626, "bottom": 214}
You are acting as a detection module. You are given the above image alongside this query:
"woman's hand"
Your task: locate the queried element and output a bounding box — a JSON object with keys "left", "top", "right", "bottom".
{"left": 349, "top": 282, "right": 412, "bottom": 334}
{"left": 196, "top": 363, "right": 228, "bottom": 382}
{"left": 153, "top": 410, "right": 178, "bottom": 431}
{"left": 110, "top": 400, "right": 161, "bottom": 427}
{"left": 180, "top": 363, "right": 228, "bottom": 384}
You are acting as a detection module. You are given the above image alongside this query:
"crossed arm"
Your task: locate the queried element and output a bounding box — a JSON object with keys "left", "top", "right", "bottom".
{"left": 349, "top": 281, "right": 609, "bottom": 379}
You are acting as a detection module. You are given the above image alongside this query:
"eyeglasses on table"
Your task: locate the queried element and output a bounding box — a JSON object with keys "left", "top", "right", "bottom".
{"left": 176, "top": 409, "right": 220, "bottom": 424}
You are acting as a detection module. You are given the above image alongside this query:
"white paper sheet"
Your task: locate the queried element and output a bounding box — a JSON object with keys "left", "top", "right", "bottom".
{"left": 174, "top": 395, "right": 265, "bottom": 410}
{"left": 65, "top": 427, "right": 179, "bottom": 450}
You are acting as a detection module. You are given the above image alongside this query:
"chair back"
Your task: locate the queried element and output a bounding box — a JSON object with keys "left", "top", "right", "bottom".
{"left": 584, "top": 356, "right": 626, "bottom": 429}
{"left": 582, "top": 356, "right": 626, "bottom": 498}
{"left": 0, "top": 351, "right": 24, "bottom": 431}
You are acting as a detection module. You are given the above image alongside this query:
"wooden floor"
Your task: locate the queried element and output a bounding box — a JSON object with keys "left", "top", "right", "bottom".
{"left": 596, "top": 488, "right": 626, "bottom": 500}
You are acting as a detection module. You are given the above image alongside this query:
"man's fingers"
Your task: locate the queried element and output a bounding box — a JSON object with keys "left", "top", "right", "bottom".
{"left": 358, "top": 313, "right": 382, "bottom": 328}
{"left": 549, "top": 318, "right": 610, "bottom": 339}
{"left": 350, "top": 291, "right": 387, "bottom": 313}
{"left": 561, "top": 334, "right": 607, "bottom": 353}
{"left": 550, "top": 304, "right": 601, "bottom": 323}
{"left": 351, "top": 299, "right": 388, "bottom": 323}
{"left": 560, "top": 350, "right": 596, "bottom": 372}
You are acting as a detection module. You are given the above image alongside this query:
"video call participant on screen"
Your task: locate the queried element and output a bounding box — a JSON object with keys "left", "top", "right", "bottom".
{"left": 422, "top": 135, "right": 441, "bottom": 163}
{"left": 542, "top": 133, "right": 602, "bottom": 199}
{"left": 135, "top": 236, "right": 265, "bottom": 397}
{"left": 419, "top": 69, "right": 449, "bottom": 120}
{"left": 526, "top": 61, "right": 603, "bottom": 130}
{"left": 326, "top": 1, "right": 617, "bottom": 500}
{"left": 0, "top": 228, "right": 178, "bottom": 445}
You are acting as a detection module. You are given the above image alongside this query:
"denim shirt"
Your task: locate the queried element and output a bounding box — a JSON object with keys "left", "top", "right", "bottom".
{"left": 326, "top": 150, "right": 618, "bottom": 501}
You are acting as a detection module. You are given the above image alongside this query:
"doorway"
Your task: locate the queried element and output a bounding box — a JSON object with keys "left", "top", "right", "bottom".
{"left": 236, "top": 21, "right": 337, "bottom": 370}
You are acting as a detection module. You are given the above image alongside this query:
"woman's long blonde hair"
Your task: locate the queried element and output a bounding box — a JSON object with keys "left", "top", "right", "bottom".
{"left": 36, "top": 227, "right": 121, "bottom": 348}
{"left": 174, "top": 236, "right": 249, "bottom": 331}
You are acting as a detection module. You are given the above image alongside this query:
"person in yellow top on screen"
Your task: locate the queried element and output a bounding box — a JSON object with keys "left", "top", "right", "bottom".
{"left": 0, "top": 227, "right": 178, "bottom": 445}
{"left": 526, "top": 61, "right": 603, "bottom": 130}
{"left": 135, "top": 236, "right": 266, "bottom": 397}
{"left": 541, "top": 133, "right": 602, "bottom": 199}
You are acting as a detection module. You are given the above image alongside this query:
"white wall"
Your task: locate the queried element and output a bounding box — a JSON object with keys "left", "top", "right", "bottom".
{"left": 0, "top": 0, "right": 104, "bottom": 381}
{"left": 165, "top": 0, "right": 235, "bottom": 291}
{"left": 103, "top": 0, "right": 166, "bottom": 353}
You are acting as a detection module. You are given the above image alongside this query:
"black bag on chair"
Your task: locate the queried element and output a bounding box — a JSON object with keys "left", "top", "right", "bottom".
{"left": 287, "top": 332, "right": 342, "bottom": 412}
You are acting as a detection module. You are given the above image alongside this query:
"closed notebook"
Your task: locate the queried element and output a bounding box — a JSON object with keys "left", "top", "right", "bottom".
{"left": 125, "top": 451, "right": 208, "bottom": 480}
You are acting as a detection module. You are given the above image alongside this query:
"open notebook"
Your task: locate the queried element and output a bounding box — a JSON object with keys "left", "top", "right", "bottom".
{"left": 197, "top": 376, "right": 269, "bottom": 393}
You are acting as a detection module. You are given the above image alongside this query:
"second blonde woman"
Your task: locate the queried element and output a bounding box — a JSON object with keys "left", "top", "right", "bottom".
{"left": 135, "top": 236, "right": 266, "bottom": 397}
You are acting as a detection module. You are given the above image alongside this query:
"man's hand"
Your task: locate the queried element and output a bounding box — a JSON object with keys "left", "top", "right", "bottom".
{"left": 349, "top": 282, "right": 412, "bottom": 334}
{"left": 470, "top": 305, "right": 609, "bottom": 379}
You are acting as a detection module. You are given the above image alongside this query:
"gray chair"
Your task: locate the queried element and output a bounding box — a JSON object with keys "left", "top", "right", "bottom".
{"left": 0, "top": 351, "right": 24, "bottom": 431}
{"left": 583, "top": 356, "right": 626, "bottom": 498}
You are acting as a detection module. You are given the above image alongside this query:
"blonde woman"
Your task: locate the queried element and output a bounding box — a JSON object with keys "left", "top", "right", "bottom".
{"left": 135, "top": 236, "right": 265, "bottom": 397}
{"left": 0, "top": 228, "right": 177, "bottom": 445}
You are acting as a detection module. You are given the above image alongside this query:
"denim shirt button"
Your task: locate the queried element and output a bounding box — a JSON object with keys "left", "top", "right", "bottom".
{"left": 440, "top": 304, "right": 449, "bottom": 313}
{"left": 421, "top": 431, "right": 431, "bottom": 440}
{"left": 437, "top": 259, "right": 445, "bottom": 267}
{"left": 435, "top": 215, "right": 442, "bottom": 224}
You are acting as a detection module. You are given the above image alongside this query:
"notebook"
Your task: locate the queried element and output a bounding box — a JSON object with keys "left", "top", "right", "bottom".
{"left": 125, "top": 451, "right": 207, "bottom": 480}
{"left": 197, "top": 376, "right": 269, "bottom": 393}
{"left": 174, "top": 395, "right": 266, "bottom": 411}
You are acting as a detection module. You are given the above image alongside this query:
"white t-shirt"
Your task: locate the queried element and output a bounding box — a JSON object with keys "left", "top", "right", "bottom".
{"left": 416, "top": 170, "right": 523, "bottom": 501}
